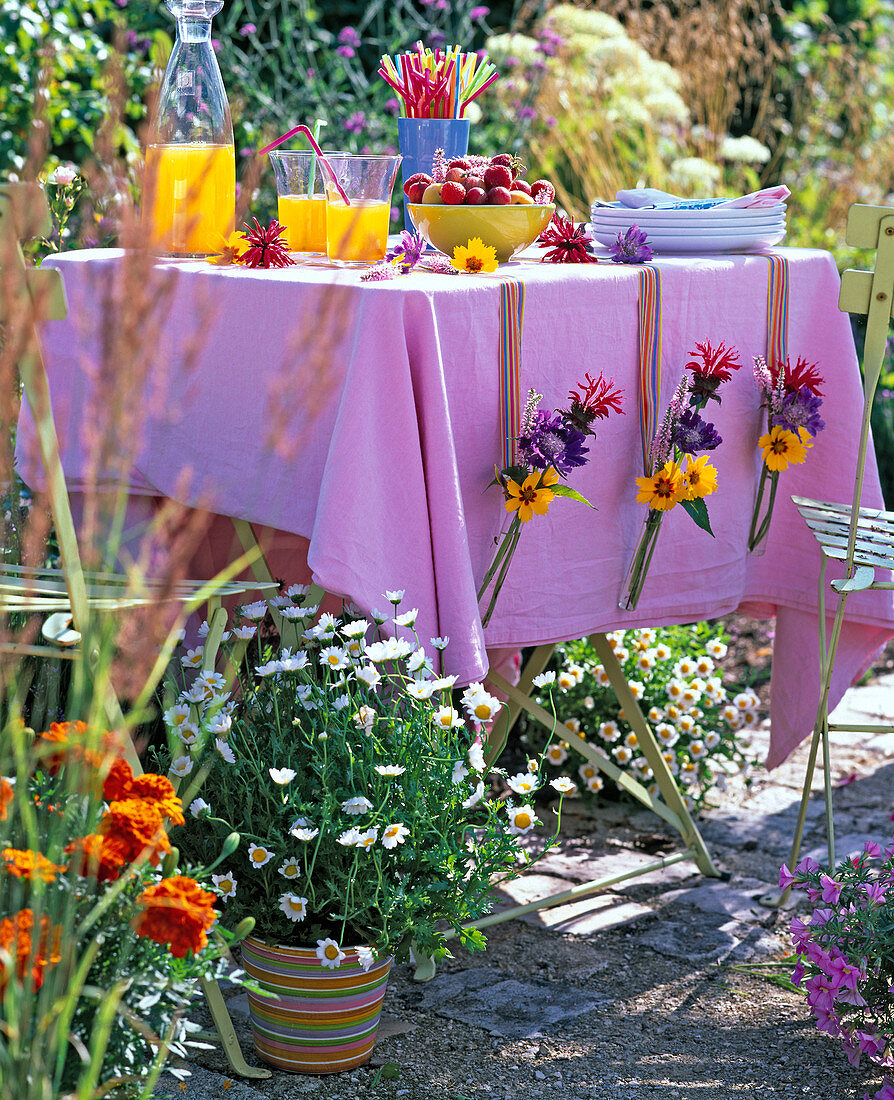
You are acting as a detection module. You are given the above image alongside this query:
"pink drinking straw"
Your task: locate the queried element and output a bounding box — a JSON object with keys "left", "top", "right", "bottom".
{"left": 257, "top": 125, "right": 351, "bottom": 205}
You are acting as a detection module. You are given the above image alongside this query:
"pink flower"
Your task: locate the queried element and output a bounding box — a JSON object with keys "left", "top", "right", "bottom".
{"left": 862, "top": 881, "right": 888, "bottom": 904}
{"left": 865, "top": 840, "right": 883, "bottom": 857}
{"left": 49, "top": 165, "right": 77, "bottom": 186}
{"left": 790, "top": 960, "right": 805, "bottom": 986}
{"left": 790, "top": 916, "right": 811, "bottom": 949}
{"left": 796, "top": 856, "right": 821, "bottom": 874}
{"left": 810, "top": 907, "right": 835, "bottom": 928}
{"left": 778, "top": 863, "right": 798, "bottom": 890}
{"left": 820, "top": 873, "right": 843, "bottom": 903}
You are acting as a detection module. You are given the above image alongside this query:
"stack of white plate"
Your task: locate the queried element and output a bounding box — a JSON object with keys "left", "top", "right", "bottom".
{"left": 586, "top": 202, "right": 786, "bottom": 254}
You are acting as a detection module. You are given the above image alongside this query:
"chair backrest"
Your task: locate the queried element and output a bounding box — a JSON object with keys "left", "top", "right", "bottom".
{"left": 0, "top": 182, "right": 91, "bottom": 631}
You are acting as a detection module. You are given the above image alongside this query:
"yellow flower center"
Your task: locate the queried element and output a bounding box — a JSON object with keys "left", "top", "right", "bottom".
{"left": 515, "top": 812, "right": 532, "bottom": 829}
{"left": 474, "top": 703, "right": 492, "bottom": 720}
{"left": 439, "top": 715, "right": 452, "bottom": 726}
{"left": 220, "top": 879, "right": 233, "bottom": 892}
{"left": 325, "top": 944, "right": 340, "bottom": 960}
{"left": 284, "top": 864, "right": 298, "bottom": 875}
{"left": 288, "top": 899, "right": 303, "bottom": 912}
{"left": 251, "top": 850, "right": 267, "bottom": 863}
{"left": 386, "top": 827, "right": 398, "bottom": 838}
{"left": 465, "top": 256, "right": 484, "bottom": 272}
{"left": 328, "top": 655, "right": 339, "bottom": 665}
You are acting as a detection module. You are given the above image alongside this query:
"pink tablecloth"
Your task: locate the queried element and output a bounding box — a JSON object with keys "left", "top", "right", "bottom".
{"left": 16, "top": 246, "right": 894, "bottom": 768}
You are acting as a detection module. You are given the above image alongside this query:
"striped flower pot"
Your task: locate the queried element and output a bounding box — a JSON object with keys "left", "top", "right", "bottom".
{"left": 241, "top": 936, "right": 394, "bottom": 1074}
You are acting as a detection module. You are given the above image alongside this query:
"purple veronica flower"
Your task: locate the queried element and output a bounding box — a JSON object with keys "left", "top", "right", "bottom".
{"left": 671, "top": 408, "right": 722, "bottom": 453}
{"left": 386, "top": 230, "right": 426, "bottom": 273}
{"left": 772, "top": 384, "right": 825, "bottom": 437}
{"left": 609, "top": 224, "right": 653, "bottom": 264}
{"left": 517, "top": 409, "right": 589, "bottom": 474}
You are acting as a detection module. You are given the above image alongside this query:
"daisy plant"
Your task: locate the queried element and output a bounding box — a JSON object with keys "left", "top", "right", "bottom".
{"left": 479, "top": 372, "right": 625, "bottom": 627}
{"left": 623, "top": 340, "right": 741, "bottom": 611}
{"left": 748, "top": 355, "right": 825, "bottom": 551}
{"left": 156, "top": 592, "right": 570, "bottom": 964}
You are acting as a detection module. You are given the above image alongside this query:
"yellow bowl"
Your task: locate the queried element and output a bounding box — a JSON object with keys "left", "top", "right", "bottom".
{"left": 407, "top": 203, "right": 555, "bottom": 263}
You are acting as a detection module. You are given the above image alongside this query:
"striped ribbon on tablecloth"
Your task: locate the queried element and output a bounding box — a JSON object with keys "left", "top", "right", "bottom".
{"left": 638, "top": 266, "right": 663, "bottom": 474}
{"left": 766, "top": 253, "right": 790, "bottom": 367}
{"left": 498, "top": 278, "right": 526, "bottom": 469}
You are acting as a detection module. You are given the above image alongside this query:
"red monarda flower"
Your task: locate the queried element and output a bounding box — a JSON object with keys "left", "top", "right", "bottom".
{"left": 239, "top": 218, "right": 295, "bottom": 269}
{"left": 564, "top": 371, "right": 625, "bottom": 433}
{"left": 770, "top": 355, "right": 825, "bottom": 396}
{"left": 132, "top": 876, "right": 218, "bottom": 958}
{"left": 538, "top": 214, "right": 598, "bottom": 264}
{"left": 685, "top": 340, "right": 741, "bottom": 381}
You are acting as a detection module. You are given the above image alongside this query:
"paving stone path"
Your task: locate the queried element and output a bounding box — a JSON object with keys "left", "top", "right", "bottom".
{"left": 157, "top": 673, "right": 894, "bottom": 1100}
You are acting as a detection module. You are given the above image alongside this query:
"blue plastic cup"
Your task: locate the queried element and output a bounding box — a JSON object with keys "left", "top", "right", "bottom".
{"left": 397, "top": 118, "right": 471, "bottom": 233}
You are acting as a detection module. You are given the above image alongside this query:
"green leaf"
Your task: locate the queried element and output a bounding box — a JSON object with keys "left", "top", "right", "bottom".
{"left": 551, "top": 484, "right": 595, "bottom": 508}
{"left": 681, "top": 497, "right": 714, "bottom": 535}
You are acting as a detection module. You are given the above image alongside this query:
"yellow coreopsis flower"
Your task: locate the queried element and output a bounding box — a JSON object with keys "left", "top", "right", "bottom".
{"left": 206, "top": 231, "right": 246, "bottom": 266}
{"left": 681, "top": 454, "right": 718, "bottom": 500}
{"left": 635, "top": 460, "right": 685, "bottom": 511}
{"left": 758, "top": 425, "right": 809, "bottom": 472}
{"left": 451, "top": 236, "right": 499, "bottom": 274}
{"left": 504, "top": 466, "right": 558, "bottom": 523}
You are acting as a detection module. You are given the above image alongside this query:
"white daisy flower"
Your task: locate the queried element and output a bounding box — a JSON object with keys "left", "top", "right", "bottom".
{"left": 624, "top": 731, "right": 639, "bottom": 749}
{"left": 461, "top": 683, "right": 501, "bottom": 723}
{"left": 247, "top": 843, "right": 274, "bottom": 867}
{"left": 674, "top": 657, "right": 697, "bottom": 678}
{"left": 319, "top": 646, "right": 349, "bottom": 671}
{"left": 689, "top": 740, "right": 707, "bottom": 759}
{"left": 176, "top": 722, "right": 200, "bottom": 746}
{"left": 663, "top": 752, "right": 680, "bottom": 775}
{"left": 280, "top": 651, "right": 309, "bottom": 672}
{"left": 356, "top": 664, "right": 382, "bottom": 689}
{"left": 461, "top": 781, "right": 486, "bottom": 809}
{"left": 613, "top": 745, "right": 633, "bottom": 765}
{"left": 578, "top": 763, "right": 598, "bottom": 782}
{"left": 280, "top": 606, "right": 308, "bottom": 621}
{"left": 212, "top": 873, "right": 237, "bottom": 899}
{"left": 556, "top": 671, "right": 575, "bottom": 691}
{"left": 636, "top": 653, "right": 654, "bottom": 672}
{"left": 532, "top": 671, "right": 556, "bottom": 688}
{"left": 208, "top": 712, "right": 233, "bottom": 735}
{"left": 254, "top": 660, "right": 279, "bottom": 677}
{"left": 648, "top": 706, "right": 665, "bottom": 723}
{"left": 679, "top": 761, "right": 699, "bottom": 785}
{"left": 393, "top": 608, "right": 418, "bottom": 627}
{"left": 637, "top": 629, "right": 656, "bottom": 646}
{"left": 332, "top": 693, "right": 351, "bottom": 711}
{"left": 381, "top": 821, "right": 410, "bottom": 849}
{"left": 507, "top": 804, "right": 538, "bottom": 835}
{"left": 628, "top": 680, "right": 644, "bottom": 700}
{"left": 215, "top": 739, "right": 236, "bottom": 763}
{"left": 563, "top": 717, "right": 581, "bottom": 735}
{"left": 656, "top": 723, "right": 678, "bottom": 746}
{"left": 284, "top": 583, "right": 310, "bottom": 599}
{"left": 733, "top": 691, "right": 757, "bottom": 710}
{"left": 583, "top": 695, "right": 595, "bottom": 710}
{"left": 451, "top": 760, "right": 469, "bottom": 784}
{"left": 279, "top": 893, "right": 308, "bottom": 922}
{"left": 614, "top": 646, "right": 629, "bottom": 664}
{"left": 189, "top": 798, "right": 210, "bottom": 817}
{"left": 742, "top": 708, "right": 760, "bottom": 728}
{"left": 546, "top": 743, "right": 568, "bottom": 766}
{"left": 467, "top": 740, "right": 486, "bottom": 773}
{"left": 586, "top": 774, "right": 604, "bottom": 793}
{"left": 181, "top": 647, "right": 204, "bottom": 668}
{"left": 316, "top": 938, "right": 346, "bottom": 969}
{"left": 354, "top": 705, "right": 376, "bottom": 732}
{"left": 606, "top": 631, "right": 624, "bottom": 650}
{"left": 269, "top": 767, "right": 297, "bottom": 785}
{"left": 407, "top": 647, "right": 430, "bottom": 673}
{"left": 676, "top": 715, "right": 696, "bottom": 734}
{"left": 376, "top": 764, "right": 406, "bottom": 777}
{"left": 355, "top": 827, "right": 379, "bottom": 850}
{"left": 290, "top": 826, "right": 319, "bottom": 842}
{"left": 356, "top": 946, "right": 376, "bottom": 971}
{"left": 507, "top": 772, "right": 538, "bottom": 795}
{"left": 654, "top": 643, "right": 671, "bottom": 660}
{"left": 164, "top": 703, "right": 190, "bottom": 728}
{"left": 341, "top": 796, "right": 373, "bottom": 815}
{"left": 666, "top": 679, "right": 685, "bottom": 701}
{"left": 170, "top": 756, "right": 193, "bottom": 777}
{"left": 406, "top": 679, "right": 436, "bottom": 701}
{"left": 429, "top": 675, "right": 458, "bottom": 692}
{"left": 550, "top": 776, "right": 576, "bottom": 794}
{"left": 430, "top": 636, "right": 449, "bottom": 650}
{"left": 337, "top": 827, "right": 362, "bottom": 846}
{"left": 707, "top": 638, "right": 728, "bottom": 658}
{"left": 338, "top": 619, "right": 368, "bottom": 641}
{"left": 385, "top": 589, "right": 405, "bottom": 603}
{"left": 704, "top": 730, "right": 721, "bottom": 749}
{"left": 278, "top": 858, "right": 302, "bottom": 879}
{"left": 599, "top": 720, "right": 620, "bottom": 743}
{"left": 695, "top": 655, "right": 715, "bottom": 676}
{"left": 240, "top": 600, "right": 268, "bottom": 621}
{"left": 595, "top": 667, "right": 611, "bottom": 687}
{"left": 434, "top": 706, "right": 465, "bottom": 729}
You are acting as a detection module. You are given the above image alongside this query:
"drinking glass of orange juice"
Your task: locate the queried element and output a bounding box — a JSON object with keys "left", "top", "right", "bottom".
{"left": 268, "top": 150, "right": 342, "bottom": 253}
{"left": 322, "top": 155, "right": 402, "bottom": 266}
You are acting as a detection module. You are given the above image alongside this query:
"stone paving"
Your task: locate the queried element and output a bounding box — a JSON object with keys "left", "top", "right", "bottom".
{"left": 156, "top": 672, "right": 894, "bottom": 1100}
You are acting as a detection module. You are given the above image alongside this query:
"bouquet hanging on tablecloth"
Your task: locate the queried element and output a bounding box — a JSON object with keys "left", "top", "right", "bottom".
{"left": 622, "top": 341, "right": 742, "bottom": 611}
{"left": 748, "top": 355, "right": 825, "bottom": 551}
{"left": 478, "top": 372, "right": 625, "bottom": 627}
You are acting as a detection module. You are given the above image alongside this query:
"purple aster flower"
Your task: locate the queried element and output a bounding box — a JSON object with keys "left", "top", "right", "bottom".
{"left": 338, "top": 26, "right": 361, "bottom": 48}
{"left": 671, "top": 408, "right": 722, "bottom": 454}
{"left": 336, "top": 45, "right": 355, "bottom": 59}
{"left": 517, "top": 409, "right": 589, "bottom": 474}
{"left": 386, "top": 231, "right": 426, "bottom": 273}
{"left": 470, "top": 6, "right": 490, "bottom": 18}
{"left": 239, "top": 22, "right": 256, "bottom": 34}
{"left": 771, "top": 384, "right": 825, "bottom": 437}
{"left": 609, "top": 225, "right": 653, "bottom": 264}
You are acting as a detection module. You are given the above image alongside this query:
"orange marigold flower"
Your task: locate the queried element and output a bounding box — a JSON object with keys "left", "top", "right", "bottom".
{"left": 36, "top": 721, "right": 122, "bottom": 775}
{"left": 2, "top": 847, "right": 67, "bottom": 882}
{"left": 0, "top": 908, "right": 63, "bottom": 993}
{"left": 0, "top": 778, "right": 12, "bottom": 820}
{"left": 100, "top": 799, "right": 171, "bottom": 867}
{"left": 132, "top": 876, "right": 218, "bottom": 958}
{"left": 65, "top": 833, "right": 128, "bottom": 883}
{"left": 129, "top": 773, "right": 185, "bottom": 827}
{"left": 103, "top": 756, "right": 136, "bottom": 802}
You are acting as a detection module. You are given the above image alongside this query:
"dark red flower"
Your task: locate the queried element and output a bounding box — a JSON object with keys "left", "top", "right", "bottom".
{"left": 684, "top": 340, "right": 741, "bottom": 381}
{"left": 538, "top": 214, "right": 598, "bottom": 264}
{"left": 770, "top": 355, "right": 825, "bottom": 396}
{"left": 238, "top": 219, "right": 295, "bottom": 269}
{"left": 563, "top": 371, "right": 625, "bottom": 433}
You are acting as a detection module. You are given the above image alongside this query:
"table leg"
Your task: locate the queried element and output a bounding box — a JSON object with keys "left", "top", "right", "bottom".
{"left": 486, "top": 644, "right": 554, "bottom": 764}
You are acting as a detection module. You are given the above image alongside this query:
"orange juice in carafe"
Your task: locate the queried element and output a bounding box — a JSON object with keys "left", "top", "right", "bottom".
{"left": 144, "top": 143, "right": 235, "bottom": 255}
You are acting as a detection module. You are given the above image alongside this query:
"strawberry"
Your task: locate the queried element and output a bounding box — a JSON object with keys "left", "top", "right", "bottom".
{"left": 530, "top": 179, "right": 555, "bottom": 203}
{"left": 440, "top": 180, "right": 467, "bottom": 204}
{"left": 448, "top": 157, "right": 470, "bottom": 171}
{"left": 483, "top": 164, "right": 513, "bottom": 190}
{"left": 403, "top": 172, "right": 432, "bottom": 199}
{"left": 490, "top": 153, "right": 512, "bottom": 167}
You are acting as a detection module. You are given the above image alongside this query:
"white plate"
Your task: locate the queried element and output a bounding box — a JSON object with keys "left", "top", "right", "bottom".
{"left": 589, "top": 202, "right": 786, "bottom": 222}
{"left": 589, "top": 222, "right": 786, "bottom": 238}
{"left": 590, "top": 217, "right": 785, "bottom": 233}
{"left": 586, "top": 226, "right": 786, "bottom": 252}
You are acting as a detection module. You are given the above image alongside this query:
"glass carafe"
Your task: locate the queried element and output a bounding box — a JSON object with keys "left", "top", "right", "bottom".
{"left": 143, "top": 0, "right": 235, "bottom": 257}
